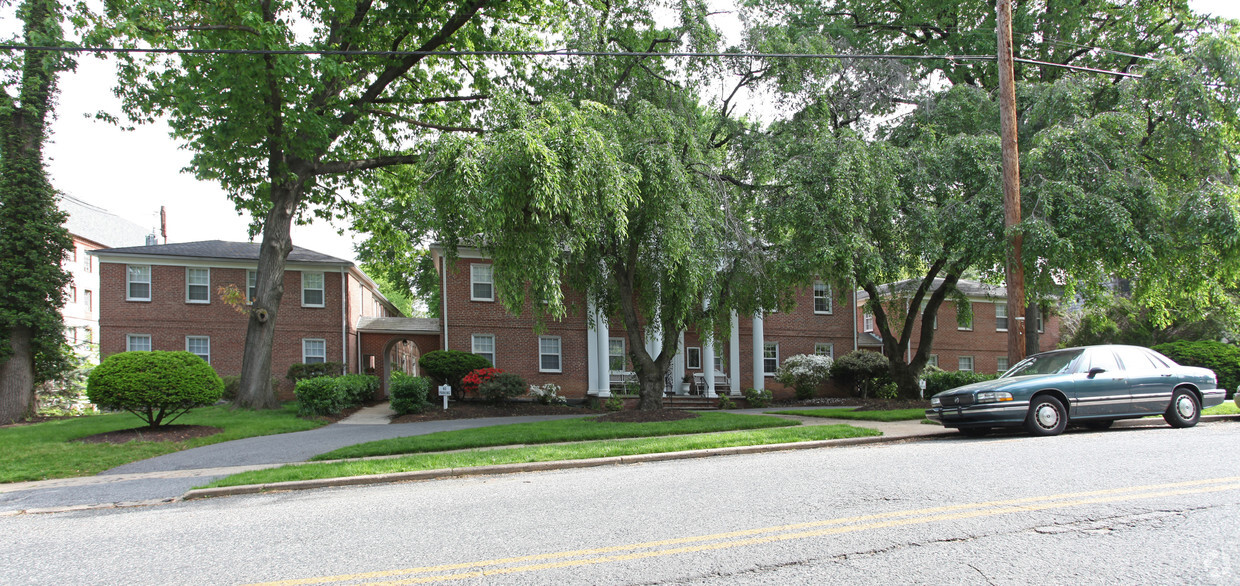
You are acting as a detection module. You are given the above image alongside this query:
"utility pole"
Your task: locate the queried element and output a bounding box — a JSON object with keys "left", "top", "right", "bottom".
{"left": 997, "top": 0, "right": 1026, "bottom": 365}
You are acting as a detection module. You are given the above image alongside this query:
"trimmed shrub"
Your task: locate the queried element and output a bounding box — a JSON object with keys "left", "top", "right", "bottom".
{"left": 462, "top": 367, "right": 503, "bottom": 396}
{"left": 742, "top": 387, "right": 773, "bottom": 408}
{"left": 419, "top": 350, "right": 492, "bottom": 394}
{"left": 390, "top": 372, "right": 432, "bottom": 415}
{"left": 336, "top": 374, "right": 380, "bottom": 405}
{"left": 830, "top": 350, "right": 892, "bottom": 398}
{"left": 86, "top": 351, "right": 225, "bottom": 428}
{"left": 717, "top": 394, "right": 736, "bottom": 409}
{"left": 776, "top": 354, "right": 835, "bottom": 399}
{"left": 221, "top": 375, "right": 242, "bottom": 402}
{"left": 478, "top": 372, "right": 527, "bottom": 403}
{"left": 294, "top": 377, "right": 343, "bottom": 416}
{"left": 529, "top": 383, "right": 568, "bottom": 405}
{"left": 922, "top": 370, "right": 998, "bottom": 397}
{"left": 1153, "top": 340, "right": 1240, "bottom": 399}
{"left": 286, "top": 361, "right": 344, "bottom": 383}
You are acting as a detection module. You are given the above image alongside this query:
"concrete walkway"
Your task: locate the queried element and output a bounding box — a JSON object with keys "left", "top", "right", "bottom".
{"left": 0, "top": 404, "right": 1047, "bottom": 515}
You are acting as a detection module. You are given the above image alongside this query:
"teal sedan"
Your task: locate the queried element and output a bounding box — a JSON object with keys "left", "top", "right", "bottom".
{"left": 926, "top": 345, "right": 1226, "bottom": 437}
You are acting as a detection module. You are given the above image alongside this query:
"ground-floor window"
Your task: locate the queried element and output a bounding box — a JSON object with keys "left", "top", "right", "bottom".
{"left": 763, "top": 342, "right": 779, "bottom": 376}
{"left": 686, "top": 346, "right": 701, "bottom": 370}
{"left": 472, "top": 334, "right": 495, "bottom": 366}
{"left": 927, "top": 354, "right": 938, "bottom": 368}
{"left": 303, "top": 338, "right": 326, "bottom": 364}
{"left": 186, "top": 336, "right": 210, "bottom": 363}
{"left": 958, "top": 356, "right": 974, "bottom": 372}
{"left": 814, "top": 342, "right": 834, "bottom": 358}
{"left": 126, "top": 334, "right": 151, "bottom": 352}
{"left": 996, "top": 357, "right": 1009, "bottom": 373}
{"left": 539, "top": 336, "right": 562, "bottom": 373}
{"left": 608, "top": 337, "right": 626, "bottom": 372}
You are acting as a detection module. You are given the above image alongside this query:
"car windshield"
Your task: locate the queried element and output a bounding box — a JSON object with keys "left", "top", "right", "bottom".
{"left": 1000, "top": 349, "right": 1085, "bottom": 378}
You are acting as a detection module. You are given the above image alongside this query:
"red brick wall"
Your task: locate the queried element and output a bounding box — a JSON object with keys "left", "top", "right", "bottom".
{"left": 98, "top": 262, "right": 348, "bottom": 400}
{"left": 441, "top": 257, "right": 591, "bottom": 397}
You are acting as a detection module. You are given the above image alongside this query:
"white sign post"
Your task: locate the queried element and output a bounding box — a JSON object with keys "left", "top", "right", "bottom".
{"left": 438, "top": 384, "right": 452, "bottom": 410}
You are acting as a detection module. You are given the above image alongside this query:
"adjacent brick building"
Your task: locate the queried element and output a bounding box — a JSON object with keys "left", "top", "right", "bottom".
{"left": 91, "top": 241, "right": 430, "bottom": 399}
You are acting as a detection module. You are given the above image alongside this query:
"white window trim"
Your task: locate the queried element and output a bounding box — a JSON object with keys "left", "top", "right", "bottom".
{"left": 813, "top": 282, "right": 833, "bottom": 314}
{"left": 686, "top": 346, "right": 701, "bottom": 370}
{"left": 928, "top": 354, "right": 939, "bottom": 368}
{"left": 186, "top": 336, "right": 211, "bottom": 364}
{"left": 470, "top": 263, "right": 494, "bottom": 302}
{"left": 301, "top": 272, "right": 326, "bottom": 308}
{"left": 247, "top": 270, "right": 257, "bottom": 303}
{"left": 126, "top": 334, "right": 151, "bottom": 352}
{"left": 958, "top": 356, "right": 974, "bottom": 372}
{"left": 472, "top": 333, "right": 496, "bottom": 365}
{"left": 763, "top": 342, "right": 779, "bottom": 377}
{"left": 126, "top": 265, "right": 152, "bottom": 302}
{"left": 186, "top": 267, "right": 211, "bottom": 304}
{"left": 863, "top": 312, "right": 874, "bottom": 332}
{"left": 302, "top": 338, "right": 327, "bottom": 364}
{"left": 814, "top": 342, "right": 834, "bottom": 358}
{"left": 995, "top": 302, "right": 1008, "bottom": 332}
{"left": 539, "top": 336, "right": 563, "bottom": 373}
{"left": 608, "top": 337, "right": 628, "bottom": 373}
{"left": 996, "top": 357, "right": 1009, "bottom": 373}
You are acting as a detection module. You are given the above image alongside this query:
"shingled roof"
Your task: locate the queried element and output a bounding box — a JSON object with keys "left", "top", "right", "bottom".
{"left": 60, "top": 195, "right": 152, "bottom": 248}
{"left": 92, "top": 240, "right": 351, "bottom": 265}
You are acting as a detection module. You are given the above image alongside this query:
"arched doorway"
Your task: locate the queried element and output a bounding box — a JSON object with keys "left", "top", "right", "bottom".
{"left": 357, "top": 318, "right": 441, "bottom": 398}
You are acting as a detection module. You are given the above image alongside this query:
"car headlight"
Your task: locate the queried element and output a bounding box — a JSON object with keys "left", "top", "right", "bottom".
{"left": 976, "top": 391, "right": 1013, "bottom": 404}
{"left": 930, "top": 397, "right": 941, "bottom": 407}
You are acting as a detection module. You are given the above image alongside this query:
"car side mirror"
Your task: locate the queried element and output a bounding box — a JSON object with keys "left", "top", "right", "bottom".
{"left": 1087, "top": 367, "right": 1106, "bottom": 379}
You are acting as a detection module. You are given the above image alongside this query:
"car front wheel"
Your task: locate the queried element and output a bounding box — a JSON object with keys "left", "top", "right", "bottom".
{"left": 1024, "top": 395, "right": 1067, "bottom": 436}
{"left": 1164, "top": 388, "right": 1200, "bottom": 428}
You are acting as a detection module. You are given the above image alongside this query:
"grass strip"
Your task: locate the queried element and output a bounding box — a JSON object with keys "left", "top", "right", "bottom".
{"left": 315, "top": 412, "right": 795, "bottom": 460}
{"left": 765, "top": 408, "right": 927, "bottom": 422}
{"left": 203, "top": 424, "right": 880, "bottom": 488}
{"left": 0, "top": 404, "right": 326, "bottom": 483}
{"left": 1204, "top": 402, "right": 1239, "bottom": 416}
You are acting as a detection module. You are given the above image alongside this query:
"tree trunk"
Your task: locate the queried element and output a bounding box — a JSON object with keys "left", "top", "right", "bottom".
{"left": 235, "top": 184, "right": 301, "bottom": 409}
{"left": 889, "top": 359, "right": 921, "bottom": 400}
{"left": 1025, "top": 303, "right": 1041, "bottom": 356}
{"left": 0, "top": 326, "right": 35, "bottom": 424}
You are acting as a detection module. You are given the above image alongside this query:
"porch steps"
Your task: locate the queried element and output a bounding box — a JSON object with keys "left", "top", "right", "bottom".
{"left": 663, "top": 395, "right": 732, "bottom": 410}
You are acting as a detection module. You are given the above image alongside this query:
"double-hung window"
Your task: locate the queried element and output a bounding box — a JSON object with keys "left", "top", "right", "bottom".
{"left": 763, "top": 342, "right": 779, "bottom": 376}
{"left": 814, "top": 342, "right": 834, "bottom": 358}
{"left": 302, "top": 272, "right": 325, "bottom": 307}
{"left": 996, "top": 357, "right": 1009, "bottom": 373}
{"left": 813, "top": 282, "right": 832, "bottom": 314}
{"left": 85, "top": 290, "right": 92, "bottom": 312}
{"left": 472, "top": 334, "right": 495, "bottom": 365}
{"left": 863, "top": 311, "right": 874, "bottom": 332}
{"left": 126, "top": 334, "right": 152, "bottom": 352}
{"left": 608, "top": 338, "right": 626, "bottom": 372}
{"left": 186, "top": 336, "right": 211, "bottom": 363}
{"left": 302, "top": 339, "right": 326, "bottom": 364}
{"left": 539, "top": 336, "right": 562, "bottom": 373}
{"left": 927, "top": 354, "right": 939, "bottom": 368}
{"left": 995, "top": 303, "right": 1008, "bottom": 331}
{"left": 470, "top": 264, "right": 494, "bottom": 301}
{"left": 958, "top": 305, "right": 974, "bottom": 331}
{"left": 958, "top": 356, "right": 974, "bottom": 372}
{"left": 186, "top": 268, "right": 211, "bottom": 303}
{"left": 127, "top": 265, "right": 151, "bottom": 301}
{"left": 685, "top": 346, "right": 701, "bottom": 370}
{"left": 247, "top": 270, "right": 257, "bottom": 302}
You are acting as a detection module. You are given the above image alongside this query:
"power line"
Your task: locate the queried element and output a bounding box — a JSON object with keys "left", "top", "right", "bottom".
{"left": 0, "top": 43, "right": 1149, "bottom": 78}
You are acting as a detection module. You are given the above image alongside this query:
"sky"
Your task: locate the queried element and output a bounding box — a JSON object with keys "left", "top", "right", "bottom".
{"left": 39, "top": 0, "right": 1240, "bottom": 264}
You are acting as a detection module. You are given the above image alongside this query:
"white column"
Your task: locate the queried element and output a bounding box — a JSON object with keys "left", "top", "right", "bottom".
{"left": 595, "top": 305, "right": 611, "bottom": 397}
{"left": 702, "top": 336, "right": 716, "bottom": 398}
{"left": 586, "top": 300, "right": 599, "bottom": 395}
{"left": 729, "top": 311, "right": 741, "bottom": 396}
{"left": 752, "top": 313, "right": 765, "bottom": 391}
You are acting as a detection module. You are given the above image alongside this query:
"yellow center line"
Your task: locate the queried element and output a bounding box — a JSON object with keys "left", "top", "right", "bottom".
{"left": 249, "top": 476, "right": 1240, "bottom": 586}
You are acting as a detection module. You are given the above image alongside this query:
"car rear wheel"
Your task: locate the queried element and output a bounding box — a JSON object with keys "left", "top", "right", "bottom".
{"left": 1163, "top": 388, "right": 1200, "bottom": 428}
{"left": 1024, "top": 395, "right": 1067, "bottom": 436}
{"left": 1082, "top": 420, "right": 1114, "bottom": 430}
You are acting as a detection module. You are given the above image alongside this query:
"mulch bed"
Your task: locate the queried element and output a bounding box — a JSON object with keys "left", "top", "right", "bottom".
{"left": 75, "top": 425, "right": 223, "bottom": 444}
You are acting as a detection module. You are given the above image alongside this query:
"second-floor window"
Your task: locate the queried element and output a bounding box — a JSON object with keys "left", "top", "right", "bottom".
{"left": 85, "top": 290, "right": 92, "bottom": 312}
{"left": 127, "top": 265, "right": 151, "bottom": 301}
{"left": 186, "top": 268, "right": 210, "bottom": 303}
{"left": 470, "top": 263, "right": 494, "bottom": 301}
{"left": 302, "top": 272, "right": 325, "bottom": 307}
{"left": 813, "top": 282, "right": 832, "bottom": 314}
{"left": 247, "top": 270, "right": 257, "bottom": 302}
{"left": 863, "top": 311, "right": 874, "bottom": 332}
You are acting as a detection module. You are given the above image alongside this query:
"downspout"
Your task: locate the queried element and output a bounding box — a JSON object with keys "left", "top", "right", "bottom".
{"left": 440, "top": 254, "right": 449, "bottom": 350}
{"left": 341, "top": 269, "right": 348, "bottom": 370}
{"left": 852, "top": 283, "right": 859, "bottom": 352}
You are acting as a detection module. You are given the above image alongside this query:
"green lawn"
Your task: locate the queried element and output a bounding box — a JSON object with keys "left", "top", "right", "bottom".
{"left": 0, "top": 404, "right": 327, "bottom": 483}
{"left": 315, "top": 412, "right": 796, "bottom": 460}
{"left": 1204, "top": 401, "right": 1240, "bottom": 416}
{"left": 203, "top": 424, "right": 880, "bottom": 488}
{"left": 765, "top": 408, "right": 928, "bottom": 422}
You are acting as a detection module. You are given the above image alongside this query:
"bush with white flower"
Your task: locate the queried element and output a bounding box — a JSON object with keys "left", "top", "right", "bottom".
{"left": 528, "top": 382, "right": 568, "bottom": 405}
{"left": 775, "top": 354, "right": 834, "bottom": 400}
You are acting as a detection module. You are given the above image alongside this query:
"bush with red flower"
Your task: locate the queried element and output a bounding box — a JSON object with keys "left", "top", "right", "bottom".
{"left": 461, "top": 367, "right": 504, "bottom": 396}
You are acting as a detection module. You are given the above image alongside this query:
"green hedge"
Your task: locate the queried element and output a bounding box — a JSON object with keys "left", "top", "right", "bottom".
{"left": 86, "top": 351, "right": 224, "bottom": 428}
{"left": 922, "top": 370, "right": 998, "bottom": 397}
{"left": 286, "top": 362, "right": 344, "bottom": 383}
{"left": 336, "top": 374, "right": 380, "bottom": 405}
{"left": 294, "top": 374, "right": 380, "bottom": 416}
{"left": 418, "top": 350, "right": 491, "bottom": 394}
{"left": 391, "top": 372, "right": 432, "bottom": 415}
{"left": 1153, "top": 340, "right": 1240, "bottom": 399}
{"left": 479, "top": 372, "right": 527, "bottom": 403}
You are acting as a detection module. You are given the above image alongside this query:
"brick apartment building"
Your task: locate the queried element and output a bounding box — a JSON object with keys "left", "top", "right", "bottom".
{"left": 92, "top": 241, "right": 432, "bottom": 398}
{"left": 432, "top": 247, "right": 1062, "bottom": 401}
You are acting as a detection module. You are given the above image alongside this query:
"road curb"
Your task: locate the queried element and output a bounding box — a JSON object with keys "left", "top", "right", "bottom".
{"left": 182, "top": 430, "right": 952, "bottom": 500}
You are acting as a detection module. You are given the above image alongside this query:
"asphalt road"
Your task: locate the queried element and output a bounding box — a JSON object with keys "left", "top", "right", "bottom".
{"left": 4, "top": 421, "right": 1238, "bottom": 585}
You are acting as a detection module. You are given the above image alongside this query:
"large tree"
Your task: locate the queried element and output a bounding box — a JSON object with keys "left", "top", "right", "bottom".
{"left": 358, "top": 0, "right": 788, "bottom": 409}
{"left": 97, "top": 0, "right": 560, "bottom": 408}
{"left": 0, "top": 0, "right": 74, "bottom": 423}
